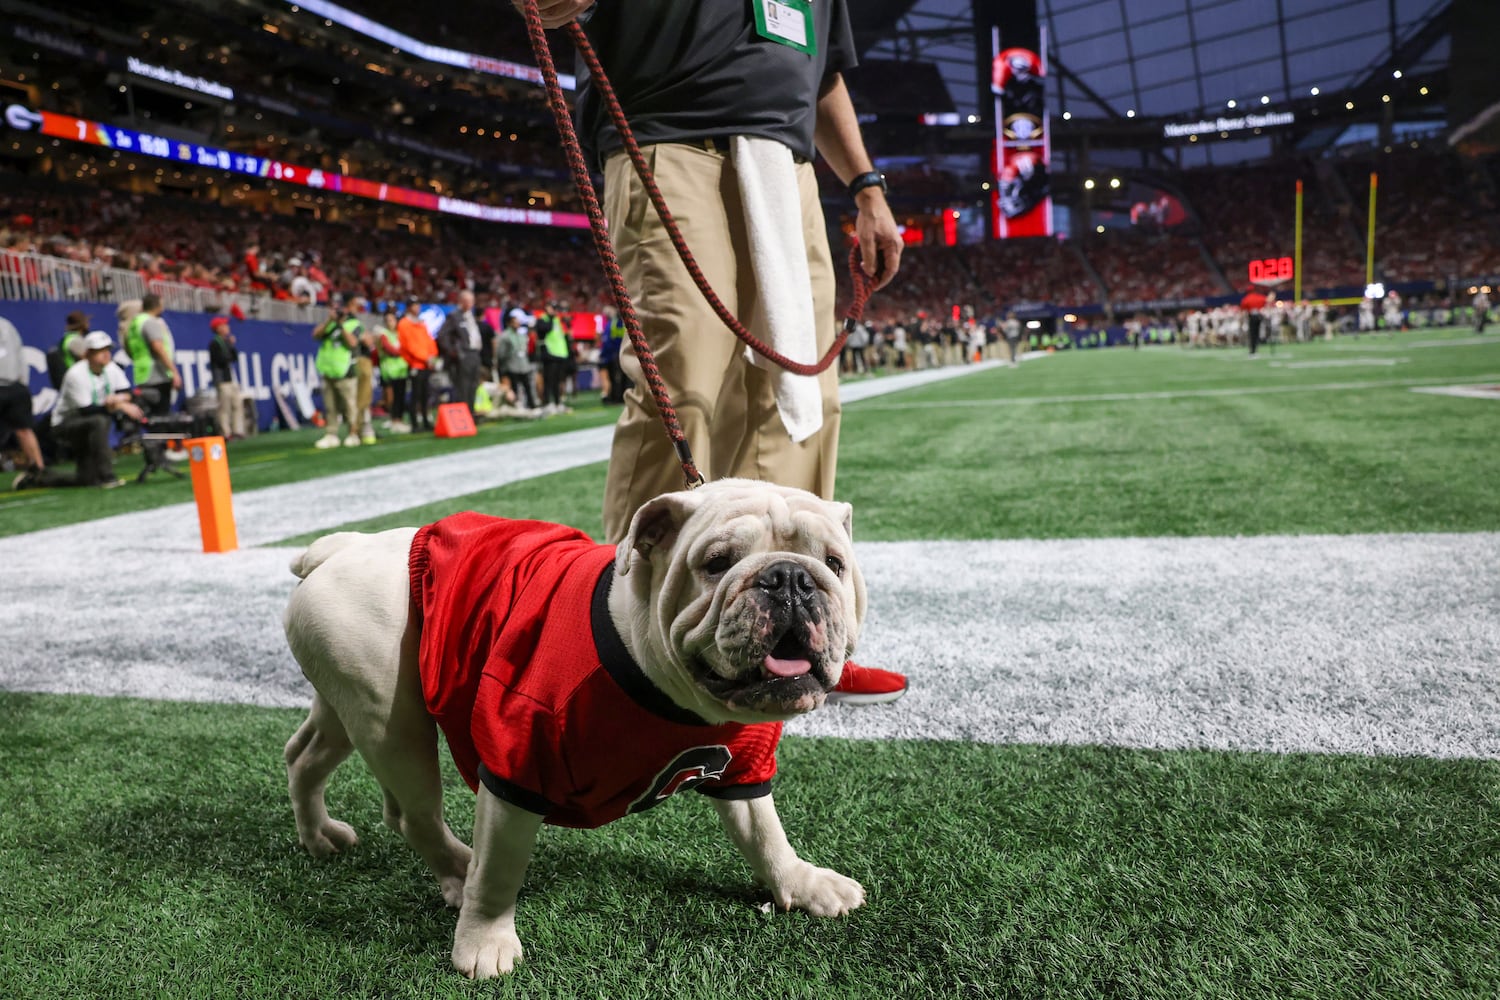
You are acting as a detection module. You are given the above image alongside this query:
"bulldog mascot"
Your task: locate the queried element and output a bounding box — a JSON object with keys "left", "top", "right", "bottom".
{"left": 281, "top": 479, "right": 868, "bottom": 978}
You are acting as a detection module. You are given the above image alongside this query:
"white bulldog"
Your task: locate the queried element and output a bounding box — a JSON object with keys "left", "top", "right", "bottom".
{"left": 282, "top": 478, "right": 868, "bottom": 978}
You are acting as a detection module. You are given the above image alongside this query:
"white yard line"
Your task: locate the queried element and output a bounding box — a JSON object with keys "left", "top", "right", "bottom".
{"left": 854, "top": 373, "right": 1500, "bottom": 410}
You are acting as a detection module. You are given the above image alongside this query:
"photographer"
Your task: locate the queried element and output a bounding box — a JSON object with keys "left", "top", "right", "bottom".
{"left": 31, "top": 332, "right": 143, "bottom": 489}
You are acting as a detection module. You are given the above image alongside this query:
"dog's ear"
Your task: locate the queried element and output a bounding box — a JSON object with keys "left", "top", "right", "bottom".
{"left": 825, "top": 500, "right": 854, "bottom": 542}
{"left": 615, "top": 490, "right": 705, "bottom": 577}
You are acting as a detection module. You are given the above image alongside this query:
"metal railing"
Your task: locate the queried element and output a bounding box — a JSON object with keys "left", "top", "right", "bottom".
{"left": 0, "top": 248, "right": 320, "bottom": 325}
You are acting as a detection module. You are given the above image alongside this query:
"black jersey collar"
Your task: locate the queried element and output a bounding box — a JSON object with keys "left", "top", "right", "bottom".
{"left": 591, "top": 564, "right": 711, "bottom": 727}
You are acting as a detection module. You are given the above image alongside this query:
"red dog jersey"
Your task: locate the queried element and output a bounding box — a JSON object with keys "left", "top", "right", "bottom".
{"left": 409, "top": 513, "right": 782, "bottom": 829}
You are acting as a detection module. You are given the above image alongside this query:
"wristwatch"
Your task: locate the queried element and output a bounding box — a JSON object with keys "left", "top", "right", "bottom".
{"left": 848, "top": 170, "right": 887, "bottom": 200}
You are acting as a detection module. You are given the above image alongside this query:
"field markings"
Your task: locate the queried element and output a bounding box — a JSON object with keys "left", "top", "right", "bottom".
{"left": 1410, "top": 384, "right": 1500, "bottom": 400}
{"left": 1267, "top": 357, "right": 1407, "bottom": 368}
{"left": 1331, "top": 335, "right": 1494, "bottom": 351}
{"left": 1, "top": 530, "right": 1495, "bottom": 761}
{"left": 854, "top": 373, "right": 1500, "bottom": 410}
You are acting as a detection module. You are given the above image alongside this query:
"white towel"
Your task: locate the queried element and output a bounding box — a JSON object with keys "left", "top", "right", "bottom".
{"left": 730, "top": 135, "right": 823, "bottom": 444}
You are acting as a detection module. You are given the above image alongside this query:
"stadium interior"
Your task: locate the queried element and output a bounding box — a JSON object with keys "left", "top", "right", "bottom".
{"left": 1, "top": 0, "right": 1495, "bottom": 331}
{"left": 3, "top": 1, "right": 1499, "bottom": 995}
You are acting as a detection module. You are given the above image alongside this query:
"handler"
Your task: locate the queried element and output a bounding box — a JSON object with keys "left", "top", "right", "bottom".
{"left": 520, "top": 0, "right": 908, "bottom": 703}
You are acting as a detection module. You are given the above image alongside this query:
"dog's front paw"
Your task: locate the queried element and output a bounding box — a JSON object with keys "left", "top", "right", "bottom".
{"left": 771, "top": 862, "right": 865, "bottom": 917}
{"left": 451, "top": 913, "right": 524, "bottom": 979}
{"left": 299, "top": 818, "right": 358, "bottom": 858}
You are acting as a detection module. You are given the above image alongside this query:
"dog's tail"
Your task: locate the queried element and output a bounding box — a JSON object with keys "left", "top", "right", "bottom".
{"left": 289, "top": 532, "right": 366, "bottom": 579}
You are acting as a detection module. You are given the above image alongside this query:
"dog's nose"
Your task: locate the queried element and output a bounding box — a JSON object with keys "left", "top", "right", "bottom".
{"left": 755, "top": 561, "right": 816, "bottom": 605}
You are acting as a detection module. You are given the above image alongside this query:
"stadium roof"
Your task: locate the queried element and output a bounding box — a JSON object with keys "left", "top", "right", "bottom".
{"left": 864, "top": 0, "right": 1451, "bottom": 121}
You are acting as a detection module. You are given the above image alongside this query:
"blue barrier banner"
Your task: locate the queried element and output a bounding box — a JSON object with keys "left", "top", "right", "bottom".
{"left": 3, "top": 299, "right": 337, "bottom": 430}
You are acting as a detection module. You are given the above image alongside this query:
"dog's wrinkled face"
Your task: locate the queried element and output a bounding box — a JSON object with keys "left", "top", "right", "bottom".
{"left": 614, "top": 479, "right": 867, "bottom": 722}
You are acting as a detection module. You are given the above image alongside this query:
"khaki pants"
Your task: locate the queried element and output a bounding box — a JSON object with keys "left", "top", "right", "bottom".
{"left": 600, "top": 143, "right": 841, "bottom": 544}
{"left": 355, "top": 357, "right": 374, "bottom": 434}
{"left": 325, "top": 376, "right": 359, "bottom": 436}
{"left": 216, "top": 381, "right": 247, "bottom": 437}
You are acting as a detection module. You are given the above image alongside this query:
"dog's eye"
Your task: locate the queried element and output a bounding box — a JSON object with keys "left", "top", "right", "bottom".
{"left": 704, "top": 554, "right": 734, "bottom": 576}
{"left": 825, "top": 554, "right": 845, "bottom": 577}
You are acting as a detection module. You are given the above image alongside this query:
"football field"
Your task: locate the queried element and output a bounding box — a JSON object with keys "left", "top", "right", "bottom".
{"left": 4, "top": 329, "right": 1498, "bottom": 998}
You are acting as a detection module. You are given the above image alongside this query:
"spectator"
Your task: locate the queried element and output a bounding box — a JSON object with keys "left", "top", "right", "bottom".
{"left": 348, "top": 296, "right": 378, "bottom": 445}
{"left": 398, "top": 301, "right": 438, "bottom": 432}
{"left": 436, "top": 289, "right": 484, "bottom": 415}
{"left": 207, "top": 315, "right": 249, "bottom": 440}
{"left": 313, "top": 304, "right": 363, "bottom": 448}
{"left": 534, "top": 300, "right": 572, "bottom": 414}
{"left": 495, "top": 307, "right": 538, "bottom": 411}
{"left": 597, "top": 304, "right": 628, "bottom": 405}
{"left": 47, "top": 310, "right": 92, "bottom": 389}
{"left": 123, "top": 293, "right": 182, "bottom": 418}
{"left": 1475, "top": 287, "right": 1491, "bottom": 334}
{"left": 42, "top": 331, "right": 144, "bottom": 488}
{"left": 3, "top": 315, "right": 54, "bottom": 489}
{"left": 376, "top": 309, "right": 411, "bottom": 434}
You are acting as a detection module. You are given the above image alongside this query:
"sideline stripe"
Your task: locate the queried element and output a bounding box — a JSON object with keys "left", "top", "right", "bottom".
{"left": 2, "top": 531, "right": 1495, "bottom": 761}
{"left": 855, "top": 373, "right": 1500, "bottom": 410}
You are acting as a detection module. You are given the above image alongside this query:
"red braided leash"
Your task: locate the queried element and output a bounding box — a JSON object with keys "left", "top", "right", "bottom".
{"left": 520, "top": 0, "right": 876, "bottom": 488}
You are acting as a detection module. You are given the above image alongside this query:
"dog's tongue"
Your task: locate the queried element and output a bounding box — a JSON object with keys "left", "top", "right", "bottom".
{"left": 763, "top": 654, "right": 812, "bottom": 678}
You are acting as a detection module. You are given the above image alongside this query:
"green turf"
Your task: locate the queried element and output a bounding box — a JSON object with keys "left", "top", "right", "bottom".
{"left": 275, "top": 328, "right": 1500, "bottom": 545}
{"left": 2, "top": 691, "right": 1495, "bottom": 999}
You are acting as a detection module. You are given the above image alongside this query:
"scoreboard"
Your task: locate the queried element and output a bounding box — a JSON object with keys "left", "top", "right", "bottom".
{"left": 2, "top": 103, "right": 589, "bottom": 230}
{"left": 1247, "top": 256, "right": 1294, "bottom": 284}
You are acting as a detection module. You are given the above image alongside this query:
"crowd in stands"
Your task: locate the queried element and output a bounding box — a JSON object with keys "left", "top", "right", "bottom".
{"left": 0, "top": 173, "right": 609, "bottom": 312}
{"left": 5, "top": 144, "right": 1498, "bottom": 332}
{"left": 1341, "top": 151, "right": 1500, "bottom": 283}
{"left": 1083, "top": 229, "right": 1226, "bottom": 304}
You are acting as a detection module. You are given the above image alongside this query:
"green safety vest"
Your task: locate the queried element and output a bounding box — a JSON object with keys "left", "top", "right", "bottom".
{"left": 542, "top": 314, "right": 569, "bottom": 359}
{"left": 377, "top": 328, "right": 408, "bottom": 381}
{"left": 315, "top": 317, "right": 359, "bottom": 380}
{"left": 125, "top": 312, "right": 173, "bottom": 384}
{"left": 60, "top": 330, "right": 82, "bottom": 364}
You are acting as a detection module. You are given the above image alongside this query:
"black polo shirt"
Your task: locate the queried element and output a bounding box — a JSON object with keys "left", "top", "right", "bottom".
{"left": 577, "top": 0, "right": 857, "bottom": 170}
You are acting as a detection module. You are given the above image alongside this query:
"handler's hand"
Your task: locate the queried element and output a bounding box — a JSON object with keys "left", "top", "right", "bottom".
{"left": 511, "top": 0, "right": 594, "bottom": 29}
{"left": 854, "top": 190, "right": 903, "bottom": 292}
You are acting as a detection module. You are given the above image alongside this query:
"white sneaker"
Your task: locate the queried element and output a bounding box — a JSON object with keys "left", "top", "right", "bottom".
{"left": 343, "top": 434, "right": 361, "bottom": 447}
{"left": 388, "top": 420, "right": 411, "bottom": 434}
{"left": 314, "top": 434, "right": 341, "bottom": 449}
{"left": 163, "top": 448, "right": 190, "bottom": 463}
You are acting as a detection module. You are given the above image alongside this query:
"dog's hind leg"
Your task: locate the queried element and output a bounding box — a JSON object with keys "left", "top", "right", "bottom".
{"left": 355, "top": 680, "right": 473, "bottom": 908}
{"left": 285, "top": 693, "right": 358, "bottom": 857}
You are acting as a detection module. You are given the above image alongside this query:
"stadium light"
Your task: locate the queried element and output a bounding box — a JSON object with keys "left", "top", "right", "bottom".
{"left": 1310, "top": 87, "right": 1320, "bottom": 96}
{"left": 1260, "top": 95, "right": 1270, "bottom": 105}
{"left": 1346, "top": 101, "right": 1355, "bottom": 110}
{"left": 1109, "top": 178, "right": 1121, "bottom": 189}
{"left": 1126, "top": 109, "right": 1136, "bottom": 118}
{"left": 981, "top": 181, "right": 990, "bottom": 190}
{"left": 1226, "top": 99, "right": 1237, "bottom": 108}
{"left": 1062, "top": 111, "right": 1072, "bottom": 120}
{"left": 1420, "top": 86, "right": 1429, "bottom": 95}
{"left": 1083, "top": 179, "right": 1095, "bottom": 190}
{"left": 1096, "top": 225, "right": 1105, "bottom": 233}
{"left": 1393, "top": 70, "right": 1403, "bottom": 79}
{"left": 1382, "top": 95, "right": 1391, "bottom": 103}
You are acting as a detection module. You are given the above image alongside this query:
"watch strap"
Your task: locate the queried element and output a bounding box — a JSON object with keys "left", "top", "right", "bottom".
{"left": 848, "top": 171, "right": 886, "bottom": 200}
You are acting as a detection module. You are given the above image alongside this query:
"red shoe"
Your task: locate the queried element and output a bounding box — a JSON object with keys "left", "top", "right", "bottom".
{"left": 827, "top": 661, "right": 908, "bottom": 706}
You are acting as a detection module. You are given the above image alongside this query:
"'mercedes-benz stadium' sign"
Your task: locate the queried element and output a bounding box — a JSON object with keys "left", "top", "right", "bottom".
{"left": 126, "top": 57, "right": 235, "bottom": 102}
{"left": 1163, "top": 111, "right": 1295, "bottom": 139}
